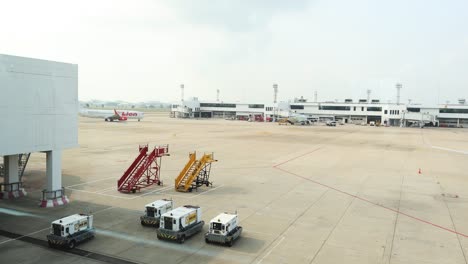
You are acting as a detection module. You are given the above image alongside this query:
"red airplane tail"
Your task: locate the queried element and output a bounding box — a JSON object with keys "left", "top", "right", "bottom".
{"left": 114, "top": 109, "right": 128, "bottom": 121}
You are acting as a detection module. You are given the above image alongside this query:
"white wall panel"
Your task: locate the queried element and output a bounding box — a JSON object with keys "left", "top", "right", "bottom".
{"left": 0, "top": 54, "right": 78, "bottom": 155}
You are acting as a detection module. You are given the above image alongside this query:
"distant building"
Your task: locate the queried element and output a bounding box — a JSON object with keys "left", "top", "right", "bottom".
{"left": 171, "top": 97, "right": 468, "bottom": 127}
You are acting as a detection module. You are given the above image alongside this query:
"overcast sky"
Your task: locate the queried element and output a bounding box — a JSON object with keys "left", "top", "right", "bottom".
{"left": 1, "top": 0, "right": 467, "bottom": 104}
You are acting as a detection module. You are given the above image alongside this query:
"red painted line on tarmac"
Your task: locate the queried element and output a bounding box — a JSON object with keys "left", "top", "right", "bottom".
{"left": 273, "top": 147, "right": 322, "bottom": 168}
{"left": 274, "top": 166, "right": 468, "bottom": 238}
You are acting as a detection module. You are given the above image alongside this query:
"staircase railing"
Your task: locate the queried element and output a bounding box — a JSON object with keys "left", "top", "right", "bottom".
{"left": 175, "top": 153, "right": 196, "bottom": 189}
{"left": 118, "top": 146, "right": 148, "bottom": 189}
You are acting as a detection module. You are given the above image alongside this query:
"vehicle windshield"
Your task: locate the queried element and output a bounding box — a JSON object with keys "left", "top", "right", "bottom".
{"left": 52, "top": 224, "right": 62, "bottom": 236}
{"left": 146, "top": 207, "right": 155, "bottom": 217}
{"left": 212, "top": 222, "right": 222, "bottom": 231}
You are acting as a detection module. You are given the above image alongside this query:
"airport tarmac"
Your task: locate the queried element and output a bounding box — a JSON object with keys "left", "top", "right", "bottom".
{"left": 1, "top": 112, "right": 468, "bottom": 264}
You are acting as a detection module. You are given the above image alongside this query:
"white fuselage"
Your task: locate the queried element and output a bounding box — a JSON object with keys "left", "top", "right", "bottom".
{"left": 79, "top": 109, "right": 144, "bottom": 121}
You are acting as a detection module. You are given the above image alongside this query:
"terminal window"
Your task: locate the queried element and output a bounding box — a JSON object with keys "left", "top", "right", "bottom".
{"left": 367, "top": 107, "right": 382, "bottom": 112}
{"left": 291, "top": 105, "right": 305, "bottom": 110}
{"left": 200, "top": 103, "right": 236, "bottom": 108}
{"left": 319, "top": 105, "right": 351, "bottom": 111}
{"left": 439, "top": 108, "right": 468, "bottom": 114}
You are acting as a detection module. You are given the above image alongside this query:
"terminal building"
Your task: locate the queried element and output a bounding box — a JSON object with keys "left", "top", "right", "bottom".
{"left": 171, "top": 97, "right": 468, "bottom": 127}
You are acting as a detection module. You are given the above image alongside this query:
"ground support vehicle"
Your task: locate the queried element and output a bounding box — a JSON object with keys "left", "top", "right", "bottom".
{"left": 140, "top": 199, "right": 174, "bottom": 227}
{"left": 157, "top": 205, "right": 204, "bottom": 243}
{"left": 205, "top": 212, "right": 242, "bottom": 247}
{"left": 47, "top": 214, "right": 95, "bottom": 249}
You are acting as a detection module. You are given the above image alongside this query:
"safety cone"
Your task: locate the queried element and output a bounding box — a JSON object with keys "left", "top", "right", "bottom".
{"left": 418, "top": 168, "right": 422, "bottom": 174}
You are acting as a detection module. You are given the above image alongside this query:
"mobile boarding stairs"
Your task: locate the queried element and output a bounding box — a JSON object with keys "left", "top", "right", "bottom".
{"left": 117, "top": 145, "right": 169, "bottom": 193}
{"left": 175, "top": 152, "right": 217, "bottom": 192}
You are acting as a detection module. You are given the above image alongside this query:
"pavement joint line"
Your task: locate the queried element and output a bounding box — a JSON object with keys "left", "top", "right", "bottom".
{"left": 432, "top": 171, "right": 468, "bottom": 264}
{"left": 250, "top": 187, "right": 330, "bottom": 264}
{"left": 274, "top": 166, "right": 468, "bottom": 239}
{"left": 308, "top": 173, "right": 371, "bottom": 264}
{"left": 309, "top": 192, "right": 357, "bottom": 264}
{"left": 256, "top": 236, "right": 285, "bottom": 264}
{"left": 272, "top": 129, "right": 358, "bottom": 168}
{"left": 388, "top": 153, "right": 408, "bottom": 264}
{"left": 273, "top": 147, "right": 322, "bottom": 168}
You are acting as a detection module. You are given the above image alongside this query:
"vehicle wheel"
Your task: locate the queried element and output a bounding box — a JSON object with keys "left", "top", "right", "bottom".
{"left": 205, "top": 238, "right": 209, "bottom": 244}
{"left": 227, "top": 239, "right": 233, "bottom": 247}
{"left": 48, "top": 240, "right": 53, "bottom": 248}
{"left": 205, "top": 182, "right": 209, "bottom": 187}
{"left": 141, "top": 220, "right": 145, "bottom": 226}
{"left": 105, "top": 118, "right": 109, "bottom": 122}
{"left": 157, "top": 181, "right": 161, "bottom": 186}
{"left": 68, "top": 240, "right": 76, "bottom": 249}
{"left": 132, "top": 189, "right": 136, "bottom": 193}
{"left": 179, "top": 235, "right": 185, "bottom": 244}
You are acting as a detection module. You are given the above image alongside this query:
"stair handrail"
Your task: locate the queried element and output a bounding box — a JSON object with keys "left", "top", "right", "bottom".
{"left": 175, "top": 152, "right": 196, "bottom": 188}
{"left": 19, "top": 153, "right": 31, "bottom": 179}
{"left": 118, "top": 146, "right": 148, "bottom": 188}
{"left": 155, "top": 145, "right": 170, "bottom": 157}
{"left": 182, "top": 153, "right": 215, "bottom": 191}
{"left": 125, "top": 148, "right": 157, "bottom": 191}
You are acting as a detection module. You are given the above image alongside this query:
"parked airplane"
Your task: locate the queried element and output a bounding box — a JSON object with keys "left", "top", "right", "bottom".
{"left": 79, "top": 108, "right": 144, "bottom": 122}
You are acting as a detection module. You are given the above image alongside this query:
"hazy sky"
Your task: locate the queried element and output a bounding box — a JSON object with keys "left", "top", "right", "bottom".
{"left": 1, "top": 0, "right": 467, "bottom": 104}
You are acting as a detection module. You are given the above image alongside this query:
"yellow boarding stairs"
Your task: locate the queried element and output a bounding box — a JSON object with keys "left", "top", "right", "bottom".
{"left": 175, "top": 152, "right": 217, "bottom": 192}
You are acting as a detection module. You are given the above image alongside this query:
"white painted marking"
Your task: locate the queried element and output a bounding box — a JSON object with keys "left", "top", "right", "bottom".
{"left": 187, "top": 185, "right": 224, "bottom": 199}
{"left": 0, "top": 227, "right": 50, "bottom": 245}
{"left": 134, "top": 186, "right": 174, "bottom": 198}
{"left": 431, "top": 146, "right": 468, "bottom": 155}
{"left": 244, "top": 230, "right": 274, "bottom": 237}
{"left": 93, "top": 206, "right": 116, "bottom": 214}
{"left": 66, "top": 187, "right": 133, "bottom": 200}
{"left": 66, "top": 176, "right": 116, "bottom": 188}
{"left": 257, "top": 236, "right": 285, "bottom": 264}
{"left": 95, "top": 186, "right": 119, "bottom": 194}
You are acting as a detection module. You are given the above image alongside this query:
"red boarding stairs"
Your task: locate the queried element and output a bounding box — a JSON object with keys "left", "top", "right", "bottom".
{"left": 117, "top": 144, "right": 169, "bottom": 193}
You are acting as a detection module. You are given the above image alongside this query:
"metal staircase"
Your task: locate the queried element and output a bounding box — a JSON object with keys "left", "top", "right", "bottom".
{"left": 18, "top": 153, "right": 31, "bottom": 180}
{"left": 0, "top": 153, "right": 31, "bottom": 179}
{"left": 175, "top": 152, "right": 217, "bottom": 192}
{"left": 118, "top": 145, "right": 169, "bottom": 193}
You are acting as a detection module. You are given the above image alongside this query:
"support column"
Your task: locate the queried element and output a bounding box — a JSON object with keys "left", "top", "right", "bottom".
{"left": 4, "top": 155, "right": 19, "bottom": 185}
{"left": 1, "top": 155, "right": 27, "bottom": 199}
{"left": 46, "top": 150, "right": 62, "bottom": 192}
{"left": 40, "top": 150, "right": 69, "bottom": 207}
